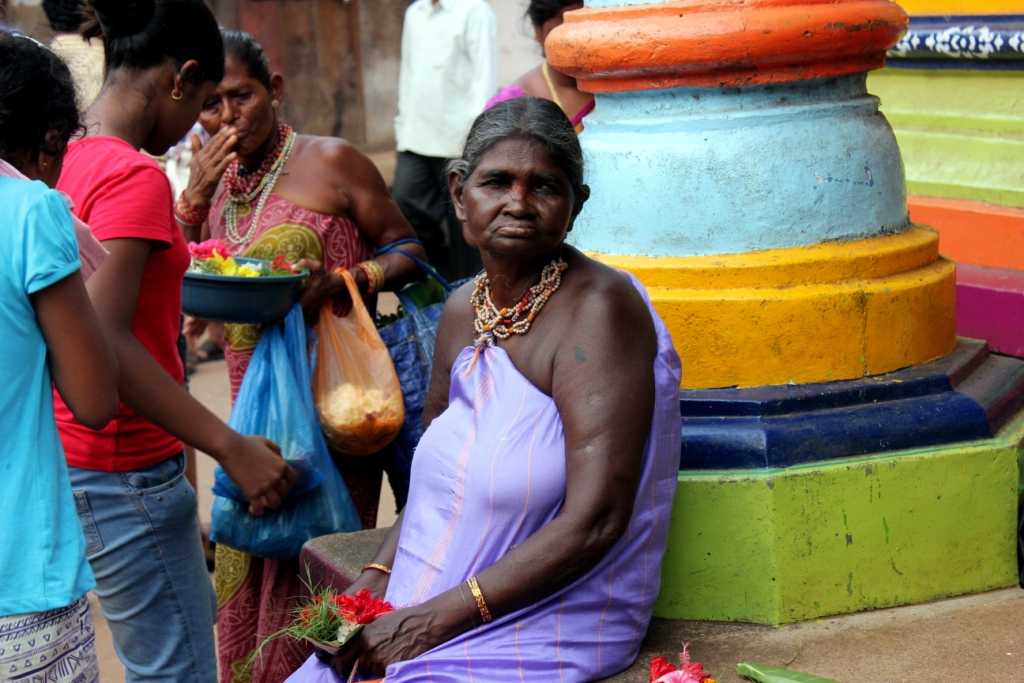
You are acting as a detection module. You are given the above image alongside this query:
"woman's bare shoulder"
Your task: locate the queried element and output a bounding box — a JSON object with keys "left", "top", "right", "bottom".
{"left": 300, "top": 136, "right": 373, "bottom": 178}
{"left": 440, "top": 279, "right": 475, "bottom": 329}
{"left": 566, "top": 252, "right": 655, "bottom": 343}
{"left": 288, "top": 135, "right": 389, "bottom": 213}
{"left": 517, "top": 66, "right": 548, "bottom": 99}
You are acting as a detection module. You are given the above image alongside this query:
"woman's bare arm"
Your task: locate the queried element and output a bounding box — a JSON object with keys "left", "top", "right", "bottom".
{"left": 298, "top": 141, "right": 429, "bottom": 315}
{"left": 33, "top": 271, "right": 118, "bottom": 430}
{"left": 87, "top": 238, "right": 296, "bottom": 514}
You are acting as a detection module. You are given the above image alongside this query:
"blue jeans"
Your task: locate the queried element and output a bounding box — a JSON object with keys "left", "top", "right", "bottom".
{"left": 71, "top": 454, "right": 217, "bottom": 682}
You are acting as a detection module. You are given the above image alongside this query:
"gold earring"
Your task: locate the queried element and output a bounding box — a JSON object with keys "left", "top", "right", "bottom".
{"left": 171, "top": 88, "right": 183, "bottom": 101}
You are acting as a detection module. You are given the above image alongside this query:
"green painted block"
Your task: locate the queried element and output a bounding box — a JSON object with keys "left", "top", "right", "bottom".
{"left": 867, "top": 69, "right": 1024, "bottom": 209}
{"left": 655, "top": 415, "right": 1024, "bottom": 624}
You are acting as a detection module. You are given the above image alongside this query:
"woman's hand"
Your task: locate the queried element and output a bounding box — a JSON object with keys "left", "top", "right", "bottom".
{"left": 217, "top": 434, "right": 298, "bottom": 516}
{"left": 183, "top": 315, "right": 208, "bottom": 346}
{"left": 296, "top": 259, "right": 370, "bottom": 325}
{"left": 182, "top": 127, "right": 238, "bottom": 210}
{"left": 327, "top": 605, "right": 454, "bottom": 679}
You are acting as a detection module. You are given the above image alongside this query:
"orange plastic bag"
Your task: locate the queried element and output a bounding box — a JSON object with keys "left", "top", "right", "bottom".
{"left": 313, "top": 270, "right": 404, "bottom": 455}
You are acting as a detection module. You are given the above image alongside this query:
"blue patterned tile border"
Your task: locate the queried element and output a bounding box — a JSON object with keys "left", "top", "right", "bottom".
{"left": 887, "top": 15, "right": 1024, "bottom": 68}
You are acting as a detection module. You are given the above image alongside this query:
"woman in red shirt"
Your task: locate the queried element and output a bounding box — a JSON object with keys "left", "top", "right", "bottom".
{"left": 56, "top": 2, "right": 295, "bottom": 681}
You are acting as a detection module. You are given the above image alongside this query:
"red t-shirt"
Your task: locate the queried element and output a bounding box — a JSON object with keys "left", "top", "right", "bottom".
{"left": 55, "top": 137, "right": 188, "bottom": 471}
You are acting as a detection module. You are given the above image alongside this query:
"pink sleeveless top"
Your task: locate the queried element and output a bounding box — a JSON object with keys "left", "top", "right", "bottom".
{"left": 486, "top": 84, "right": 595, "bottom": 129}
{"left": 208, "top": 189, "right": 373, "bottom": 397}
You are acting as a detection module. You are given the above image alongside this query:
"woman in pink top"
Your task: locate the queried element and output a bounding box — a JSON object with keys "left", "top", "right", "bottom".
{"left": 174, "top": 30, "right": 425, "bottom": 683}
{"left": 486, "top": 1, "right": 593, "bottom": 131}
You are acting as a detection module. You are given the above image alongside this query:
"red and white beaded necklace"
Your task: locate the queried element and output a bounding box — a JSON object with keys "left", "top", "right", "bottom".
{"left": 470, "top": 257, "right": 569, "bottom": 350}
{"left": 221, "top": 121, "right": 296, "bottom": 249}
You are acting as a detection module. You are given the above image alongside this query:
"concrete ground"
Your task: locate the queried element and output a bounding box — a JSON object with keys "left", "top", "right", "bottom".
{"left": 612, "top": 588, "right": 1024, "bottom": 682}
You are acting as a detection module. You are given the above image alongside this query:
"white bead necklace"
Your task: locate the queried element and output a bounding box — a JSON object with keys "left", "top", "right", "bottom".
{"left": 223, "top": 131, "right": 297, "bottom": 250}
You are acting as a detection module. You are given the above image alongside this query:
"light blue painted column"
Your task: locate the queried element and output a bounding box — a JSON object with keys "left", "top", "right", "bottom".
{"left": 568, "top": 1, "right": 909, "bottom": 258}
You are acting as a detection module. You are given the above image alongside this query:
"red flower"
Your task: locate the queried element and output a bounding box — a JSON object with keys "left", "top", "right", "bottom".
{"left": 188, "top": 239, "right": 233, "bottom": 259}
{"left": 650, "top": 656, "right": 678, "bottom": 682}
{"left": 333, "top": 589, "right": 394, "bottom": 625}
{"left": 271, "top": 254, "right": 294, "bottom": 272}
{"left": 648, "top": 643, "right": 715, "bottom": 683}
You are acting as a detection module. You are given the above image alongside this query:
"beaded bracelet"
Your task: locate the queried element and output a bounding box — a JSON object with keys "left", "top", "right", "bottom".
{"left": 174, "top": 194, "right": 210, "bottom": 228}
{"left": 466, "top": 576, "right": 493, "bottom": 624}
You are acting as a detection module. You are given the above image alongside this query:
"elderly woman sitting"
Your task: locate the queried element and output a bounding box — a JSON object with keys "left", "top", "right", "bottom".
{"left": 293, "top": 97, "right": 682, "bottom": 682}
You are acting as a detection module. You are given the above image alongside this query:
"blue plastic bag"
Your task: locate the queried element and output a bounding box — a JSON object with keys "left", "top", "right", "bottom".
{"left": 211, "top": 306, "right": 362, "bottom": 559}
{"left": 375, "top": 239, "right": 460, "bottom": 510}
{"left": 378, "top": 285, "right": 446, "bottom": 509}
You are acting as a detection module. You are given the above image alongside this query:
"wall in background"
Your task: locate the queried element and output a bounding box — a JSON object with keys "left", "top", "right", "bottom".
{"left": 6, "top": 0, "right": 541, "bottom": 150}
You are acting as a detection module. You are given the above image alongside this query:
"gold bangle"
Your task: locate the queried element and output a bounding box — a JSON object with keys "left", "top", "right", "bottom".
{"left": 362, "top": 562, "right": 391, "bottom": 576}
{"left": 356, "top": 260, "right": 386, "bottom": 295}
{"left": 466, "top": 576, "right": 492, "bottom": 624}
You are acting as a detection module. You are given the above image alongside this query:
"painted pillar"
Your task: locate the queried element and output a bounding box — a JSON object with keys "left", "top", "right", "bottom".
{"left": 547, "top": 0, "right": 1024, "bottom": 624}
{"left": 549, "top": 0, "right": 956, "bottom": 390}
{"left": 870, "top": 1, "right": 1024, "bottom": 357}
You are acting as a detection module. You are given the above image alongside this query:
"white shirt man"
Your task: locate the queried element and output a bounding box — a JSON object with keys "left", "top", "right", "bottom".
{"left": 395, "top": 0, "right": 497, "bottom": 158}
{"left": 391, "top": 0, "right": 497, "bottom": 279}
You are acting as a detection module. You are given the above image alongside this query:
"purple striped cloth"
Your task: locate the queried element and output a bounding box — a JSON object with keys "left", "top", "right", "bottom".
{"left": 290, "top": 275, "right": 681, "bottom": 682}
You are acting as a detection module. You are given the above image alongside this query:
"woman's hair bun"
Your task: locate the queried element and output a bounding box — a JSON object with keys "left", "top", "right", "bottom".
{"left": 81, "top": 0, "right": 156, "bottom": 41}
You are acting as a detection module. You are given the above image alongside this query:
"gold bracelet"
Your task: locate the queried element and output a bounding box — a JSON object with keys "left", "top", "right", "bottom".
{"left": 362, "top": 562, "right": 391, "bottom": 576}
{"left": 356, "top": 260, "right": 385, "bottom": 296}
{"left": 466, "top": 576, "right": 493, "bottom": 624}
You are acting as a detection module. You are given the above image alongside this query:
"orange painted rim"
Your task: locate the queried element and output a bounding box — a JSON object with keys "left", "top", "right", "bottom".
{"left": 546, "top": 0, "right": 908, "bottom": 91}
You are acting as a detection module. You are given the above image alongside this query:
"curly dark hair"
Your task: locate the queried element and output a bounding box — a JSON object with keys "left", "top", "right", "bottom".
{"left": 82, "top": 0, "right": 224, "bottom": 85}
{"left": 0, "top": 31, "right": 81, "bottom": 162}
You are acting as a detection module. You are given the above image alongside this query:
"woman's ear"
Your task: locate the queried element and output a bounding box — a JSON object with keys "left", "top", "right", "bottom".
{"left": 447, "top": 172, "right": 468, "bottom": 223}
{"left": 176, "top": 59, "right": 202, "bottom": 89}
{"left": 572, "top": 183, "right": 591, "bottom": 218}
{"left": 270, "top": 73, "right": 285, "bottom": 106}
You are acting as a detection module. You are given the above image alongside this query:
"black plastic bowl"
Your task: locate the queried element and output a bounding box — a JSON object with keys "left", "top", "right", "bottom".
{"left": 182, "top": 257, "right": 309, "bottom": 324}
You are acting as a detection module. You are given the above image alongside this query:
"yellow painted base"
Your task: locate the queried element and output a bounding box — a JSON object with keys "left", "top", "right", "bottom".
{"left": 896, "top": 0, "right": 1024, "bottom": 15}
{"left": 595, "top": 227, "right": 956, "bottom": 389}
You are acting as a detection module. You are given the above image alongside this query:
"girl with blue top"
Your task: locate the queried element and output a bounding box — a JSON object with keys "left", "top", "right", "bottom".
{"left": 0, "top": 30, "right": 118, "bottom": 682}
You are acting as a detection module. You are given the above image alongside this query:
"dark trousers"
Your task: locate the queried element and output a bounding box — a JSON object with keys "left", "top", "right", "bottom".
{"left": 391, "top": 151, "right": 481, "bottom": 281}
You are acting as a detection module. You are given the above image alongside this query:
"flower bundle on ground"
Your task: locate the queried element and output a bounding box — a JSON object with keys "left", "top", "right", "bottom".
{"left": 188, "top": 239, "right": 298, "bottom": 278}
{"left": 649, "top": 643, "right": 717, "bottom": 683}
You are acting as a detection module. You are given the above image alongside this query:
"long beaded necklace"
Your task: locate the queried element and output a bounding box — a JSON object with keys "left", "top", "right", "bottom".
{"left": 222, "top": 122, "right": 296, "bottom": 250}
{"left": 470, "top": 257, "right": 569, "bottom": 351}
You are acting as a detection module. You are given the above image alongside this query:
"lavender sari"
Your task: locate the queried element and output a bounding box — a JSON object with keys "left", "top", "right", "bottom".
{"left": 290, "top": 277, "right": 681, "bottom": 682}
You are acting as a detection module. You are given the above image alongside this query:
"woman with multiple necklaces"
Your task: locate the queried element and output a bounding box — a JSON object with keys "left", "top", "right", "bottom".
{"left": 174, "top": 31, "right": 423, "bottom": 682}
{"left": 485, "top": 1, "right": 594, "bottom": 132}
{"left": 298, "top": 97, "right": 682, "bottom": 682}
